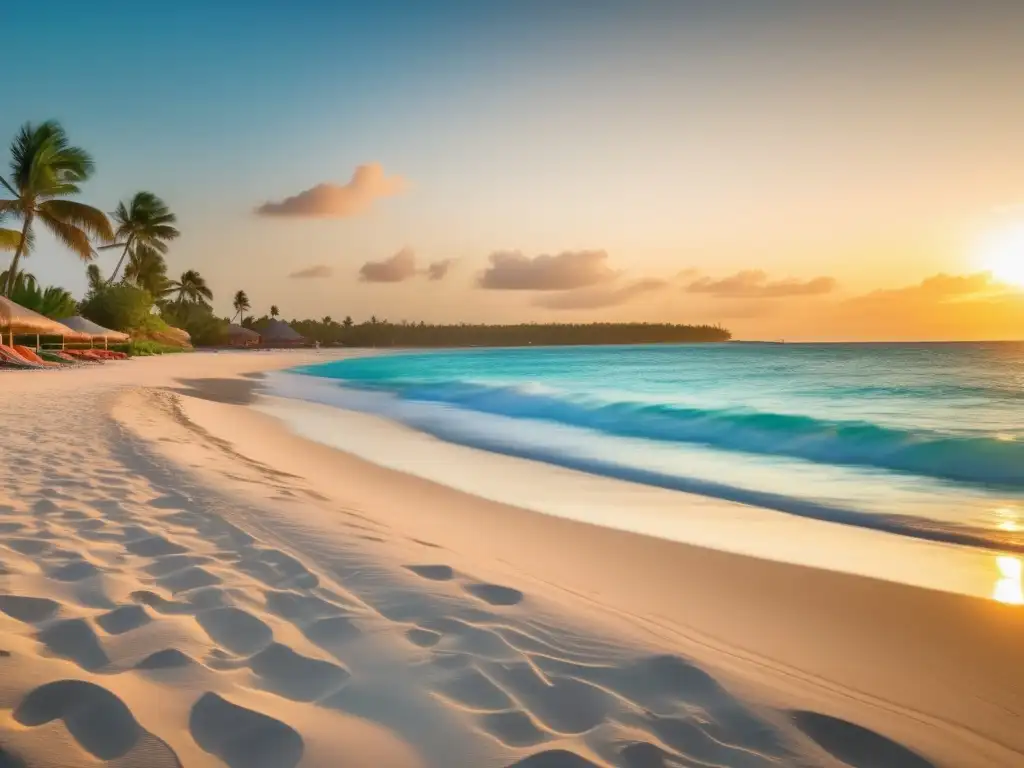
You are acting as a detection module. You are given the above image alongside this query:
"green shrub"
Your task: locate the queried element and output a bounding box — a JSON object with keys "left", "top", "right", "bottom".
{"left": 79, "top": 284, "right": 154, "bottom": 331}
{"left": 161, "top": 303, "right": 229, "bottom": 347}
{"left": 110, "top": 340, "right": 188, "bottom": 356}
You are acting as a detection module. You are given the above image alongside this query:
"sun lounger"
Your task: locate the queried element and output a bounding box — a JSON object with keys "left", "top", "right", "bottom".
{"left": 14, "top": 345, "right": 62, "bottom": 367}
{"left": 64, "top": 350, "right": 105, "bottom": 362}
{"left": 37, "top": 350, "right": 82, "bottom": 365}
{"left": 0, "top": 345, "right": 46, "bottom": 368}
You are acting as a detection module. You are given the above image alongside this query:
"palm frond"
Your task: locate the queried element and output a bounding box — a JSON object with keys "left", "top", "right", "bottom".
{"left": 37, "top": 210, "right": 94, "bottom": 261}
{"left": 39, "top": 199, "right": 114, "bottom": 242}
{"left": 0, "top": 228, "right": 22, "bottom": 251}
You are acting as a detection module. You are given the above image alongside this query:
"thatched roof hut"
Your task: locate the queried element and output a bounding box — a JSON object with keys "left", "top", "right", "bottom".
{"left": 227, "top": 323, "right": 261, "bottom": 347}
{"left": 0, "top": 298, "right": 91, "bottom": 344}
{"left": 62, "top": 316, "right": 131, "bottom": 343}
{"left": 260, "top": 319, "right": 304, "bottom": 345}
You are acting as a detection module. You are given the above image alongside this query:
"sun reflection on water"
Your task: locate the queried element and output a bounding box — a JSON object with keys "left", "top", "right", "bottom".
{"left": 993, "top": 556, "right": 1023, "bottom": 605}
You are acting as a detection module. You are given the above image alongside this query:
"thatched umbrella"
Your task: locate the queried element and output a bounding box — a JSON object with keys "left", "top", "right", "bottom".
{"left": 62, "top": 316, "right": 130, "bottom": 349}
{"left": 0, "top": 297, "right": 90, "bottom": 348}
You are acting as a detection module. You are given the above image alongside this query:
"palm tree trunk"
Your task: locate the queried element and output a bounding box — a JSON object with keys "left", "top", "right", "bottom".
{"left": 107, "top": 239, "right": 132, "bottom": 285}
{"left": 4, "top": 215, "right": 33, "bottom": 297}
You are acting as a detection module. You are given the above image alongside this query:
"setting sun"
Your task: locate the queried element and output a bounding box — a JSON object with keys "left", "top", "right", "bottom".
{"left": 978, "top": 220, "right": 1024, "bottom": 286}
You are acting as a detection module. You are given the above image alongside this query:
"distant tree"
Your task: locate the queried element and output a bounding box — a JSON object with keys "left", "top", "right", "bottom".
{"left": 322, "top": 315, "right": 332, "bottom": 325}
{"left": 167, "top": 270, "right": 213, "bottom": 307}
{"left": 85, "top": 264, "right": 105, "bottom": 296}
{"left": 123, "top": 245, "right": 169, "bottom": 297}
{"left": 343, "top": 315, "right": 353, "bottom": 328}
{"left": 0, "top": 120, "right": 114, "bottom": 296}
{"left": 103, "top": 191, "right": 179, "bottom": 284}
{"left": 6, "top": 273, "right": 77, "bottom": 318}
{"left": 232, "top": 290, "right": 250, "bottom": 322}
{"left": 270, "top": 305, "right": 279, "bottom": 318}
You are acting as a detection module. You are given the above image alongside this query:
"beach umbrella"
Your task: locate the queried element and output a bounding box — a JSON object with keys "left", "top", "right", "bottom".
{"left": 0, "top": 296, "right": 91, "bottom": 348}
{"left": 61, "top": 316, "right": 130, "bottom": 349}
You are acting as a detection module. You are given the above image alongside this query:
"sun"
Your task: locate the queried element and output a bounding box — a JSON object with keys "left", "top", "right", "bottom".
{"left": 977, "top": 219, "right": 1024, "bottom": 286}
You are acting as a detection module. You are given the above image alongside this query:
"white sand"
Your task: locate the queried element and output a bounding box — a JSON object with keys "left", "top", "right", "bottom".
{"left": 0, "top": 350, "right": 1021, "bottom": 768}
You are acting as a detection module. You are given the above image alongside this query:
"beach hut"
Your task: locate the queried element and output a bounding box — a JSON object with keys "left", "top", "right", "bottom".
{"left": 61, "top": 316, "right": 131, "bottom": 349}
{"left": 260, "top": 318, "right": 305, "bottom": 347}
{"left": 227, "top": 323, "right": 261, "bottom": 347}
{"left": 0, "top": 297, "right": 91, "bottom": 348}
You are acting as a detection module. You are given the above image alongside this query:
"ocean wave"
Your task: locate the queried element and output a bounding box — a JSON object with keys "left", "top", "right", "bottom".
{"left": 286, "top": 374, "right": 1024, "bottom": 488}
{"left": 263, "top": 371, "right": 1024, "bottom": 554}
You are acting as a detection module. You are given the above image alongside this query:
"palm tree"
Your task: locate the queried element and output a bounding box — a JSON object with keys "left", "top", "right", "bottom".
{"left": 104, "top": 191, "right": 179, "bottom": 284}
{"left": 0, "top": 269, "right": 35, "bottom": 294}
{"left": 123, "top": 244, "right": 169, "bottom": 297}
{"left": 343, "top": 316, "right": 353, "bottom": 328}
{"left": 0, "top": 120, "right": 114, "bottom": 296}
{"left": 232, "top": 290, "right": 250, "bottom": 322}
{"left": 167, "top": 270, "right": 213, "bottom": 307}
{"left": 270, "top": 305, "right": 279, "bottom": 318}
{"left": 85, "top": 264, "right": 104, "bottom": 295}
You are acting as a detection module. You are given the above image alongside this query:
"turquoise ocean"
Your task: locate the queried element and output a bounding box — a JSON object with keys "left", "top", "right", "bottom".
{"left": 271, "top": 343, "right": 1024, "bottom": 553}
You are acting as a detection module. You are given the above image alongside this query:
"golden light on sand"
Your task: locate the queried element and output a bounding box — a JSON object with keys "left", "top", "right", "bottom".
{"left": 993, "top": 556, "right": 1024, "bottom": 605}
{"left": 977, "top": 220, "right": 1024, "bottom": 287}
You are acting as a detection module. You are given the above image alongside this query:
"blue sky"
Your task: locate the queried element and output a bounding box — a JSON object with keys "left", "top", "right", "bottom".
{"left": 3, "top": 1, "right": 1024, "bottom": 339}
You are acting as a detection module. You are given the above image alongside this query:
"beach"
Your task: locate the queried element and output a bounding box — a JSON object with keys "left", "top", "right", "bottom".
{"left": 0, "top": 350, "right": 1021, "bottom": 768}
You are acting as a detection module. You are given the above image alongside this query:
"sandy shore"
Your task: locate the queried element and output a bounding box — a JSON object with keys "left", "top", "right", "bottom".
{"left": 0, "top": 351, "right": 1021, "bottom": 768}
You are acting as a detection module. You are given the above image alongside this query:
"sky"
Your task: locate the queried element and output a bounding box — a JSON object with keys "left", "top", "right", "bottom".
{"left": 2, "top": 0, "right": 1024, "bottom": 340}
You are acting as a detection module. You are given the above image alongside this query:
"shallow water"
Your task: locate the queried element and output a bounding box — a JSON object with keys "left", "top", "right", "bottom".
{"left": 274, "top": 343, "right": 1024, "bottom": 553}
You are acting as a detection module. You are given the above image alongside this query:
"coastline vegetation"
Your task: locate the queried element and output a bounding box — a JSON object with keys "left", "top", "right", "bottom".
{"left": 1, "top": 119, "right": 730, "bottom": 352}
{"left": 249, "top": 316, "right": 731, "bottom": 346}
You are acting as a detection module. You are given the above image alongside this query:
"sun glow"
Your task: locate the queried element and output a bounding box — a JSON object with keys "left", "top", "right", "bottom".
{"left": 977, "top": 220, "right": 1024, "bottom": 286}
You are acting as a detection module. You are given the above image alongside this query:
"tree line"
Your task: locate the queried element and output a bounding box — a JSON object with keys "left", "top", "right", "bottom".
{"left": 243, "top": 314, "right": 731, "bottom": 347}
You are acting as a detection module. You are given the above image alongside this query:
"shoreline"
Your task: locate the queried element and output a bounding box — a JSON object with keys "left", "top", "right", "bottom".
{"left": 252, "top": 391, "right": 1012, "bottom": 602}
{"left": 0, "top": 352, "right": 1020, "bottom": 766}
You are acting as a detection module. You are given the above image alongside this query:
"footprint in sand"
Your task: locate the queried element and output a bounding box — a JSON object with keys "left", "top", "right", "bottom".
{"left": 15, "top": 679, "right": 180, "bottom": 764}
{"left": 196, "top": 607, "right": 273, "bottom": 656}
{"left": 36, "top": 619, "right": 109, "bottom": 672}
{"left": 404, "top": 564, "right": 455, "bottom": 581}
{"left": 505, "top": 749, "right": 600, "bottom": 767}
{"left": 405, "top": 628, "right": 442, "bottom": 647}
{"left": 463, "top": 583, "right": 524, "bottom": 607}
{"left": 126, "top": 534, "right": 188, "bottom": 557}
{"left": 189, "top": 692, "right": 303, "bottom": 768}
{"left": 96, "top": 605, "right": 152, "bottom": 635}
{"left": 248, "top": 642, "right": 350, "bottom": 701}
{"left": 477, "top": 709, "right": 551, "bottom": 748}
{"left": 135, "top": 648, "right": 197, "bottom": 671}
{"left": 790, "top": 711, "right": 936, "bottom": 768}
{"left": 0, "top": 596, "right": 60, "bottom": 624}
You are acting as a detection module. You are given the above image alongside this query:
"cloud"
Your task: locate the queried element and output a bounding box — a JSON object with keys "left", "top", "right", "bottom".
{"left": 288, "top": 264, "right": 333, "bottom": 279}
{"left": 687, "top": 270, "right": 837, "bottom": 298}
{"left": 534, "top": 278, "right": 670, "bottom": 310}
{"left": 849, "top": 272, "right": 1000, "bottom": 302}
{"left": 256, "top": 163, "right": 406, "bottom": 218}
{"left": 359, "top": 247, "right": 418, "bottom": 283}
{"left": 811, "top": 272, "right": 1024, "bottom": 341}
{"left": 357, "top": 249, "right": 455, "bottom": 283}
{"left": 427, "top": 259, "right": 454, "bottom": 281}
{"left": 479, "top": 250, "right": 617, "bottom": 290}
